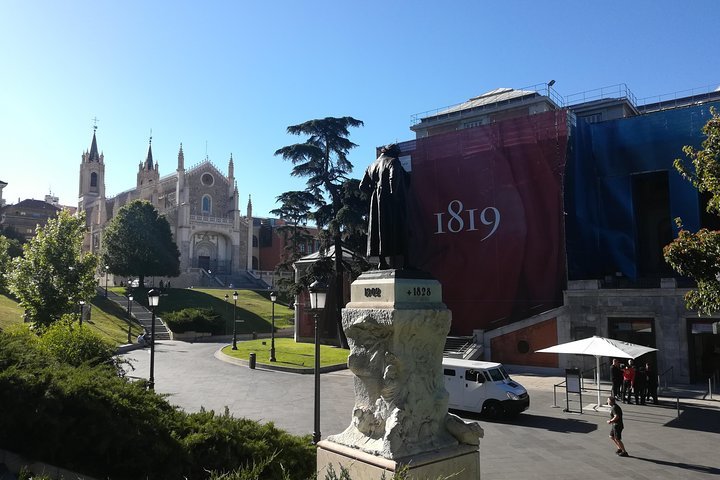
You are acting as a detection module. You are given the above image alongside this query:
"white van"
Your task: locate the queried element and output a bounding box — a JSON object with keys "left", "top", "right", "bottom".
{"left": 442, "top": 358, "right": 530, "bottom": 418}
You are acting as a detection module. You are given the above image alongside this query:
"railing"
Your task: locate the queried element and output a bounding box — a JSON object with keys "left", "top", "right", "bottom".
{"left": 564, "top": 83, "right": 638, "bottom": 108}
{"left": 637, "top": 83, "right": 720, "bottom": 113}
{"left": 410, "top": 82, "right": 565, "bottom": 126}
{"left": 659, "top": 366, "right": 674, "bottom": 391}
{"left": 190, "top": 214, "right": 233, "bottom": 225}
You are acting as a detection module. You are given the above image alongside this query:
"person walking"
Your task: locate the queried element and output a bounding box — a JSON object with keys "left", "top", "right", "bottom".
{"left": 634, "top": 364, "right": 647, "bottom": 405}
{"left": 645, "top": 362, "right": 659, "bottom": 404}
{"left": 606, "top": 396, "right": 628, "bottom": 457}
{"left": 622, "top": 359, "right": 636, "bottom": 404}
{"left": 611, "top": 358, "right": 623, "bottom": 400}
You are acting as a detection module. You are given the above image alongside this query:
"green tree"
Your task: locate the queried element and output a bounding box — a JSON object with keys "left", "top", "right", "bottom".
{"left": 8, "top": 210, "right": 97, "bottom": 327}
{"left": 664, "top": 107, "right": 720, "bottom": 314}
{"left": 270, "top": 190, "right": 318, "bottom": 297}
{"left": 0, "top": 235, "right": 11, "bottom": 293}
{"left": 275, "top": 117, "right": 363, "bottom": 347}
{"left": 101, "top": 200, "right": 180, "bottom": 288}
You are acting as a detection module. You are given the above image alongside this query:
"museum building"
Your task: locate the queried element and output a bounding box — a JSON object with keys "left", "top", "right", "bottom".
{"left": 392, "top": 83, "right": 720, "bottom": 384}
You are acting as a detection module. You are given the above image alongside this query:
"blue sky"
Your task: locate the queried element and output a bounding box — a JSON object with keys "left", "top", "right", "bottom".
{"left": 2, "top": 0, "right": 719, "bottom": 217}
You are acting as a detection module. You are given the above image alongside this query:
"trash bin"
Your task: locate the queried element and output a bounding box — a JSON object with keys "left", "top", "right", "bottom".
{"left": 249, "top": 352, "right": 256, "bottom": 369}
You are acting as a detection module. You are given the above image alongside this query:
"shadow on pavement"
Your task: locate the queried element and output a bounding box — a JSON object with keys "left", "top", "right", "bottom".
{"left": 632, "top": 456, "right": 720, "bottom": 475}
{"left": 665, "top": 405, "right": 720, "bottom": 434}
{"left": 456, "top": 411, "right": 598, "bottom": 434}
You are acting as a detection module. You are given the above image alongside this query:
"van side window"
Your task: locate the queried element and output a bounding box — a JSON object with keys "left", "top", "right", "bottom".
{"left": 466, "top": 369, "right": 484, "bottom": 383}
{"left": 483, "top": 371, "right": 492, "bottom": 382}
{"left": 444, "top": 368, "right": 456, "bottom": 376}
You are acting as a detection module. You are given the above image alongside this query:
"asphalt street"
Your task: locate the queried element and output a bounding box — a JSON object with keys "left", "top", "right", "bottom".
{"left": 121, "top": 340, "right": 720, "bottom": 480}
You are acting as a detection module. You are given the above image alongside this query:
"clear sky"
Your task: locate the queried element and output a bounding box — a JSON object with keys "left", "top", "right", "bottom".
{"left": 2, "top": 0, "right": 719, "bottom": 217}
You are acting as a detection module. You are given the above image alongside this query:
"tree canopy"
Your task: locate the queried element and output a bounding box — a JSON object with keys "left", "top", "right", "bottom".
{"left": 101, "top": 200, "right": 180, "bottom": 287}
{"left": 275, "top": 117, "right": 364, "bottom": 347}
{"left": 664, "top": 107, "right": 720, "bottom": 314}
{"left": 8, "top": 210, "right": 98, "bottom": 327}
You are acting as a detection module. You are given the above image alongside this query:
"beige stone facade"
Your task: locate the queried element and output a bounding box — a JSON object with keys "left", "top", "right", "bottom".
{"left": 78, "top": 130, "right": 251, "bottom": 287}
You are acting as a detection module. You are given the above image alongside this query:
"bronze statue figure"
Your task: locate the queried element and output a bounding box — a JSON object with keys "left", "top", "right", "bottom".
{"left": 360, "top": 144, "right": 410, "bottom": 269}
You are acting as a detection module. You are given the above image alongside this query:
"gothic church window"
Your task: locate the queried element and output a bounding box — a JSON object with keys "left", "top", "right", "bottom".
{"left": 201, "top": 173, "right": 214, "bottom": 186}
{"left": 202, "top": 195, "right": 212, "bottom": 215}
{"left": 90, "top": 172, "right": 98, "bottom": 188}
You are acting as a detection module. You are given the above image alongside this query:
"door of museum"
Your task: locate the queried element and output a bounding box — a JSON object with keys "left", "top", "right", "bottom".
{"left": 687, "top": 320, "right": 720, "bottom": 383}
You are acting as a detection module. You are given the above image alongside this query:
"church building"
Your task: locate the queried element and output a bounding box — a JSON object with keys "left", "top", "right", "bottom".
{"left": 78, "top": 129, "right": 256, "bottom": 288}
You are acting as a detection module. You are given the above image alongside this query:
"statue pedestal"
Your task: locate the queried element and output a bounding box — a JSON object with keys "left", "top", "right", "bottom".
{"left": 317, "top": 440, "right": 479, "bottom": 480}
{"left": 316, "top": 270, "right": 482, "bottom": 479}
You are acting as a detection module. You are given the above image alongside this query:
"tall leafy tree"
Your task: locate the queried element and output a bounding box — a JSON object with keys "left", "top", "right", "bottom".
{"left": 101, "top": 200, "right": 180, "bottom": 288}
{"left": 270, "top": 191, "right": 318, "bottom": 297}
{"left": 0, "top": 236, "right": 12, "bottom": 293}
{"left": 275, "top": 117, "right": 363, "bottom": 347}
{"left": 8, "top": 210, "right": 97, "bottom": 327}
{"left": 664, "top": 107, "right": 720, "bottom": 314}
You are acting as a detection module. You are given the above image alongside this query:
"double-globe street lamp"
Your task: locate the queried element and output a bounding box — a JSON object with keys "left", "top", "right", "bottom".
{"left": 308, "top": 280, "right": 327, "bottom": 445}
{"left": 270, "top": 291, "right": 277, "bottom": 362}
{"left": 232, "top": 291, "right": 239, "bottom": 350}
{"left": 147, "top": 289, "right": 160, "bottom": 390}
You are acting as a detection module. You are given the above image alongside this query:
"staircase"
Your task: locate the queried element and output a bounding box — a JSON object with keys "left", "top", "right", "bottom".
{"left": 103, "top": 289, "right": 171, "bottom": 341}
{"left": 443, "top": 335, "right": 482, "bottom": 360}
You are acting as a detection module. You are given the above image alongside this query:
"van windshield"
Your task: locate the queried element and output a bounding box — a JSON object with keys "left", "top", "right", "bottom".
{"left": 487, "top": 368, "right": 505, "bottom": 382}
{"left": 499, "top": 366, "right": 510, "bottom": 380}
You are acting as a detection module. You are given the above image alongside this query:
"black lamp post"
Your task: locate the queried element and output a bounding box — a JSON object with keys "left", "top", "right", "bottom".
{"left": 224, "top": 294, "right": 229, "bottom": 335}
{"left": 308, "top": 280, "right": 327, "bottom": 445}
{"left": 232, "top": 290, "right": 239, "bottom": 350}
{"left": 270, "top": 291, "right": 277, "bottom": 362}
{"left": 78, "top": 300, "right": 86, "bottom": 327}
{"left": 147, "top": 289, "right": 160, "bottom": 390}
{"left": 127, "top": 294, "right": 134, "bottom": 343}
{"left": 104, "top": 265, "right": 109, "bottom": 297}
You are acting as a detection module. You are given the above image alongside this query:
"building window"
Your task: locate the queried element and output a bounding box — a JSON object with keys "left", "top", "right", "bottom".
{"left": 90, "top": 172, "right": 98, "bottom": 188}
{"left": 201, "top": 195, "right": 212, "bottom": 215}
{"left": 252, "top": 235, "right": 258, "bottom": 248}
{"left": 201, "top": 173, "right": 214, "bottom": 186}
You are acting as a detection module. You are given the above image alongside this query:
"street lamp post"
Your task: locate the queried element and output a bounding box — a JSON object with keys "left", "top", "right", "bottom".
{"left": 147, "top": 289, "right": 160, "bottom": 390}
{"left": 232, "top": 291, "right": 239, "bottom": 350}
{"left": 127, "top": 294, "right": 134, "bottom": 343}
{"left": 104, "top": 265, "right": 109, "bottom": 297}
{"left": 308, "top": 280, "right": 327, "bottom": 445}
{"left": 78, "top": 300, "right": 86, "bottom": 326}
{"left": 270, "top": 291, "right": 277, "bottom": 362}
{"left": 224, "top": 294, "right": 229, "bottom": 335}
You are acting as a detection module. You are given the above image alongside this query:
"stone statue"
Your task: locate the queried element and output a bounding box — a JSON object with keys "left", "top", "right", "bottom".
{"left": 360, "top": 144, "right": 410, "bottom": 269}
{"left": 328, "top": 281, "right": 483, "bottom": 459}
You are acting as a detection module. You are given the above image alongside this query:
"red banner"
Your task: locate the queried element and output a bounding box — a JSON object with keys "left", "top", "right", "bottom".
{"left": 405, "top": 110, "right": 569, "bottom": 334}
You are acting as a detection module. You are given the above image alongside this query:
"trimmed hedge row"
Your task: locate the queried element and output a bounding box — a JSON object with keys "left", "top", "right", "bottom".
{"left": 163, "top": 307, "right": 225, "bottom": 334}
{"left": 0, "top": 328, "right": 314, "bottom": 480}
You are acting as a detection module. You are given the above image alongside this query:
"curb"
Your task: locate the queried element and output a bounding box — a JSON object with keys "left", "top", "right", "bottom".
{"left": 214, "top": 347, "right": 348, "bottom": 374}
{"left": 116, "top": 343, "right": 146, "bottom": 354}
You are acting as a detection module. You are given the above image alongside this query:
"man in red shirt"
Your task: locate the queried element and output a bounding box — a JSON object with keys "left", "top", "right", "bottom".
{"left": 622, "top": 359, "right": 635, "bottom": 404}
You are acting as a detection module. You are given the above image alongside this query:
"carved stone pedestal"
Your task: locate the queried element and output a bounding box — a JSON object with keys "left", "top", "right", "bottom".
{"left": 316, "top": 270, "right": 482, "bottom": 479}
{"left": 317, "top": 439, "right": 479, "bottom": 480}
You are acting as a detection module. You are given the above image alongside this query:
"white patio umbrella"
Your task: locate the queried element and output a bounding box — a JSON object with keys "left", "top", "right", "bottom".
{"left": 536, "top": 336, "right": 658, "bottom": 407}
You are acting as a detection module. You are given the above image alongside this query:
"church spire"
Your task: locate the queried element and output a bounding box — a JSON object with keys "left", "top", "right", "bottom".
{"left": 177, "top": 143, "right": 185, "bottom": 170}
{"left": 144, "top": 134, "right": 154, "bottom": 170}
{"left": 88, "top": 130, "right": 100, "bottom": 162}
{"left": 228, "top": 153, "right": 234, "bottom": 179}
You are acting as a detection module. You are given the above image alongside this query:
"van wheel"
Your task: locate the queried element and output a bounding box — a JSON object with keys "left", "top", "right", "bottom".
{"left": 482, "top": 401, "right": 504, "bottom": 419}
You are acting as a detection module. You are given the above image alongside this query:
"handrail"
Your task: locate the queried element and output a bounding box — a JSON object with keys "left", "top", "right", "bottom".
{"left": 659, "top": 366, "right": 674, "bottom": 391}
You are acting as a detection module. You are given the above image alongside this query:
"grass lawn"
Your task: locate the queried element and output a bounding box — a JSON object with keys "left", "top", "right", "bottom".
{"left": 86, "top": 296, "right": 145, "bottom": 345}
{"left": 112, "top": 287, "right": 294, "bottom": 335}
{"left": 221, "top": 338, "right": 349, "bottom": 369}
{"left": 0, "top": 292, "right": 143, "bottom": 345}
{"left": 0, "top": 294, "right": 24, "bottom": 331}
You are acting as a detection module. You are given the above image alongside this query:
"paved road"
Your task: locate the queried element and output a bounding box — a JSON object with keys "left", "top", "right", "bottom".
{"left": 122, "top": 340, "right": 720, "bottom": 480}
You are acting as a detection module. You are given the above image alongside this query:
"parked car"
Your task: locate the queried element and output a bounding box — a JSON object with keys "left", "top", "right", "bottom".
{"left": 442, "top": 358, "right": 530, "bottom": 418}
